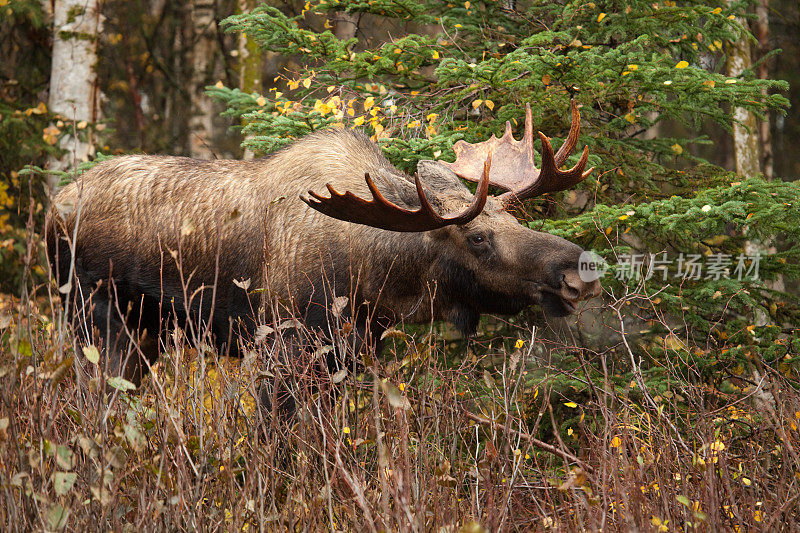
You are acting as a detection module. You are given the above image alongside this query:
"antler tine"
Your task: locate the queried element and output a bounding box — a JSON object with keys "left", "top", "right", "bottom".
{"left": 553, "top": 100, "right": 581, "bottom": 166}
{"left": 523, "top": 103, "right": 534, "bottom": 161}
{"left": 301, "top": 152, "right": 492, "bottom": 232}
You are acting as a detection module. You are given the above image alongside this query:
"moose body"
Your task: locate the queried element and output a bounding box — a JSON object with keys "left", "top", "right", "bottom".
{"left": 47, "top": 103, "right": 601, "bottom": 380}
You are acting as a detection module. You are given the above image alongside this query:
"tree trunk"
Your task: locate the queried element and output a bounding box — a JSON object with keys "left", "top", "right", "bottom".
{"left": 238, "top": 0, "right": 262, "bottom": 160}
{"left": 188, "top": 0, "right": 218, "bottom": 159}
{"left": 726, "top": 8, "right": 760, "bottom": 177}
{"left": 755, "top": 0, "right": 773, "bottom": 179}
{"left": 46, "top": 0, "right": 103, "bottom": 190}
{"left": 727, "top": 3, "right": 784, "bottom": 323}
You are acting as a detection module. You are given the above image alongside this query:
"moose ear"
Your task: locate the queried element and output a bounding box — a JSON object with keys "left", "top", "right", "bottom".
{"left": 417, "top": 160, "right": 469, "bottom": 193}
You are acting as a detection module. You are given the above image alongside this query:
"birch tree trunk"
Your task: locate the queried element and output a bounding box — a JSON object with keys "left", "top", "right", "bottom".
{"left": 46, "top": 0, "right": 103, "bottom": 191}
{"left": 238, "top": 0, "right": 262, "bottom": 160}
{"left": 188, "top": 0, "right": 217, "bottom": 159}
{"left": 727, "top": 4, "right": 784, "bottom": 322}
{"left": 726, "top": 9, "right": 760, "bottom": 177}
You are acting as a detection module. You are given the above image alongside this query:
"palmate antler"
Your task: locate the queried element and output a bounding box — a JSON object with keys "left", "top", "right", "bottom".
{"left": 302, "top": 101, "right": 592, "bottom": 232}
{"left": 301, "top": 154, "right": 492, "bottom": 232}
{"left": 441, "top": 100, "right": 594, "bottom": 206}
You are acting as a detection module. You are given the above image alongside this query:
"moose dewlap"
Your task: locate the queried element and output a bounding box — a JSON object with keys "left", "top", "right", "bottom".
{"left": 46, "top": 101, "right": 602, "bottom": 381}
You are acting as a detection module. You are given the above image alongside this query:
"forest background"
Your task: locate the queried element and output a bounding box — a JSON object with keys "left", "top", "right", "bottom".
{"left": 2, "top": 0, "right": 800, "bottom": 531}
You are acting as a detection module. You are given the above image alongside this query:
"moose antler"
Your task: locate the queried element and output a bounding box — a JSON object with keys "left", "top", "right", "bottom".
{"left": 301, "top": 153, "right": 492, "bottom": 232}
{"left": 441, "top": 100, "right": 594, "bottom": 205}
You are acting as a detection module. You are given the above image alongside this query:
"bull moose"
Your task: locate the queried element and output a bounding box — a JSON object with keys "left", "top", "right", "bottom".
{"left": 46, "top": 101, "right": 602, "bottom": 382}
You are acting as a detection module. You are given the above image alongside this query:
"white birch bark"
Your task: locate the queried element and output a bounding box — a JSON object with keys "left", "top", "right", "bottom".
{"left": 188, "top": 0, "right": 217, "bottom": 159}
{"left": 726, "top": 10, "right": 760, "bottom": 177}
{"left": 727, "top": 5, "right": 783, "bottom": 323}
{"left": 46, "top": 0, "right": 103, "bottom": 190}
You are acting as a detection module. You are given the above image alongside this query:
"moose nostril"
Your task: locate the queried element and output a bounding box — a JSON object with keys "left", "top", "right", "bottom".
{"left": 562, "top": 270, "right": 601, "bottom": 301}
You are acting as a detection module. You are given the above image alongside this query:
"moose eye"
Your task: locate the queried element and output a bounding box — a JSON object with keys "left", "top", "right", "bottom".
{"left": 468, "top": 234, "right": 486, "bottom": 246}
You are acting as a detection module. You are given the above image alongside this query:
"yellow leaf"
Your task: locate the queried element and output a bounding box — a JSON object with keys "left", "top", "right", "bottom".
{"left": 710, "top": 440, "right": 725, "bottom": 452}
{"left": 76, "top": 120, "right": 88, "bottom": 129}
{"left": 42, "top": 125, "right": 60, "bottom": 145}
{"left": 564, "top": 401, "right": 578, "bottom": 408}
{"left": 426, "top": 112, "right": 438, "bottom": 122}
{"left": 567, "top": 428, "right": 574, "bottom": 436}
{"left": 343, "top": 426, "right": 350, "bottom": 434}
{"left": 703, "top": 80, "right": 716, "bottom": 88}
{"left": 597, "top": 12, "right": 606, "bottom": 22}
{"left": 432, "top": 50, "right": 440, "bottom": 60}
{"left": 394, "top": 48, "right": 402, "bottom": 54}
{"left": 618, "top": 215, "right": 628, "bottom": 221}
{"left": 464, "top": 1, "right": 470, "bottom": 8}
{"left": 364, "top": 96, "right": 375, "bottom": 111}
{"left": 288, "top": 79, "right": 299, "bottom": 90}
{"left": 627, "top": 64, "right": 638, "bottom": 70}
{"left": 485, "top": 100, "right": 494, "bottom": 110}
{"left": 354, "top": 115, "right": 365, "bottom": 126}
{"left": 472, "top": 99, "right": 483, "bottom": 109}
{"left": 675, "top": 60, "right": 689, "bottom": 69}
{"left": 514, "top": 339, "right": 524, "bottom": 349}
{"left": 302, "top": 78, "right": 312, "bottom": 89}
{"left": 256, "top": 96, "right": 266, "bottom": 106}
{"left": 671, "top": 143, "right": 683, "bottom": 155}
{"left": 347, "top": 108, "right": 355, "bottom": 116}
{"left": 215, "top": 80, "right": 224, "bottom": 89}
{"left": 624, "top": 113, "right": 636, "bottom": 123}
{"left": 610, "top": 436, "right": 622, "bottom": 448}
{"left": 407, "top": 120, "right": 420, "bottom": 128}
{"left": 712, "top": 7, "right": 722, "bottom": 14}
{"left": 754, "top": 510, "right": 763, "bottom": 522}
